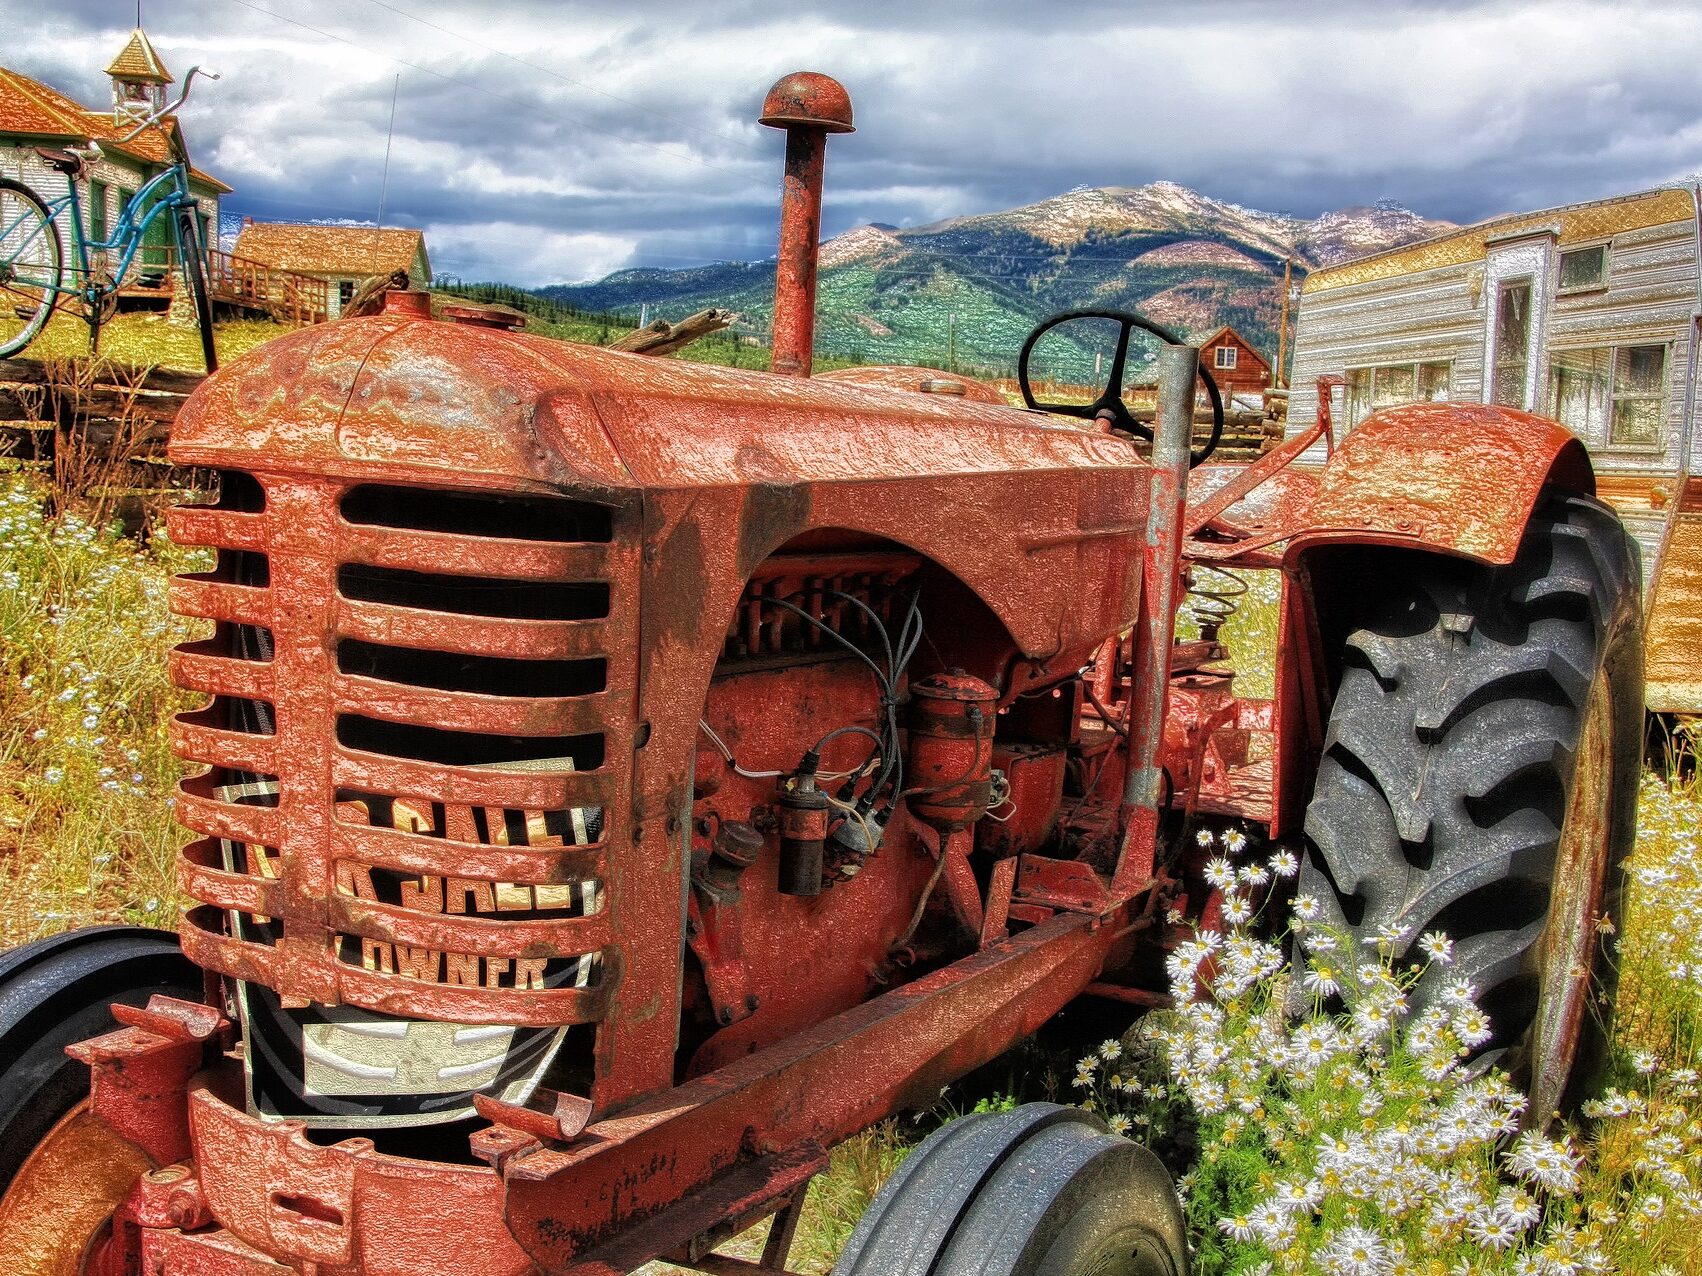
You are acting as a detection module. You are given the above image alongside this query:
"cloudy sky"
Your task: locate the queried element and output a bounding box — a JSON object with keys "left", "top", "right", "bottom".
{"left": 9, "top": 1, "right": 1702, "bottom": 285}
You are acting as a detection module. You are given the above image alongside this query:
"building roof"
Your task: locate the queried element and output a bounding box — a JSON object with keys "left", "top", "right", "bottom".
{"left": 1198, "top": 324, "right": 1270, "bottom": 366}
{"left": 233, "top": 222, "right": 430, "bottom": 278}
{"left": 1304, "top": 186, "right": 1697, "bottom": 296}
{"left": 105, "top": 28, "right": 173, "bottom": 84}
{"left": 0, "top": 65, "right": 229, "bottom": 193}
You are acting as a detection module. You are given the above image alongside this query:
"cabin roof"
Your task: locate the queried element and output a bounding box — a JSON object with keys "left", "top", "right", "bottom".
{"left": 0, "top": 65, "right": 229, "bottom": 192}
{"left": 233, "top": 222, "right": 429, "bottom": 278}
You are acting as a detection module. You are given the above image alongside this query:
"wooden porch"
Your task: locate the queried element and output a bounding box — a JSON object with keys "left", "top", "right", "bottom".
{"left": 117, "top": 247, "right": 330, "bottom": 326}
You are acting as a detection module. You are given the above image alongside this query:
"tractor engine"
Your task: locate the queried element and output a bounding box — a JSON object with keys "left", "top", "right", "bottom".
{"left": 161, "top": 301, "right": 1149, "bottom": 1148}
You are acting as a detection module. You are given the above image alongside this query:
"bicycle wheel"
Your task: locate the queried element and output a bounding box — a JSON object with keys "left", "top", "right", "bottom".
{"left": 0, "top": 179, "right": 64, "bottom": 359}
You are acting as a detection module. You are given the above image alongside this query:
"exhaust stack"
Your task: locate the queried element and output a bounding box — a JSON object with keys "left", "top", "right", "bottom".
{"left": 759, "top": 72, "right": 854, "bottom": 377}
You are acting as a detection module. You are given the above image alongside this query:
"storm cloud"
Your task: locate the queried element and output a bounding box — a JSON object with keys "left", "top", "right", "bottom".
{"left": 8, "top": 0, "right": 1702, "bottom": 284}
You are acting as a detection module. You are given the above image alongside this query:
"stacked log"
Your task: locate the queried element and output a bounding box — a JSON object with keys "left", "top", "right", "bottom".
{"left": 0, "top": 356, "right": 206, "bottom": 532}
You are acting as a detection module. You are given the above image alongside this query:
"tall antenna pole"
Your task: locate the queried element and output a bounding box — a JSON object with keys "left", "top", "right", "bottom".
{"left": 1275, "top": 256, "right": 1294, "bottom": 388}
{"left": 371, "top": 73, "right": 400, "bottom": 275}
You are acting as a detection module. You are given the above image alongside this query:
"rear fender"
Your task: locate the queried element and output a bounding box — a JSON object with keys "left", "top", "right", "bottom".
{"left": 1266, "top": 402, "right": 1593, "bottom": 837}
{"left": 1284, "top": 402, "right": 1594, "bottom": 566}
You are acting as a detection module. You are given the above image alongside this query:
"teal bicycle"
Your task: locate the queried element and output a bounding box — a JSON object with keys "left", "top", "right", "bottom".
{"left": 0, "top": 66, "right": 220, "bottom": 369}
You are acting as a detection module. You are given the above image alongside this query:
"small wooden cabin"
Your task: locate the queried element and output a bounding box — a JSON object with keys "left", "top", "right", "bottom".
{"left": 1286, "top": 186, "right": 1702, "bottom": 713}
{"left": 232, "top": 222, "right": 431, "bottom": 318}
{"left": 1198, "top": 325, "right": 1273, "bottom": 407}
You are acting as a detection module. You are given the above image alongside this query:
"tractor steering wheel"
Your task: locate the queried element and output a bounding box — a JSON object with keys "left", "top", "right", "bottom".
{"left": 1017, "top": 309, "right": 1225, "bottom": 466}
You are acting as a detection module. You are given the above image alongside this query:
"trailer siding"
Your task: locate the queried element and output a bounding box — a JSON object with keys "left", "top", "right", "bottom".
{"left": 1288, "top": 187, "right": 1702, "bottom": 710}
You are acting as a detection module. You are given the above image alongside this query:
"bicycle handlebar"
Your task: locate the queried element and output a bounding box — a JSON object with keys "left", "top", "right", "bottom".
{"left": 116, "top": 65, "right": 220, "bottom": 144}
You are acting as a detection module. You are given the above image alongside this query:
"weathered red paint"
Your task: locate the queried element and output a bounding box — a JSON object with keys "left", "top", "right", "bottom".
{"left": 760, "top": 72, "right": 853, "bottom": 378}
{"left": 67, "top": 995, "right": 226, "bottom": 1169}
{"left": 816, "top": 364, "right": 1010, "bottom": 405}
{"left": 1289, "top": 401, "right": 1594, "bottom": 565}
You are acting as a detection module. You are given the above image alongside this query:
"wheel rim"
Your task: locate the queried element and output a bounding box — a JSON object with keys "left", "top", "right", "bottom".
{"left": 0, "top": 187, "right": 60, "bottom": 356}
{"left": 1527, "top": 672, "right": 1615, "bottom": 1124}
{"left": 0, "top": 1101, "right": 149, "bottom": 1276}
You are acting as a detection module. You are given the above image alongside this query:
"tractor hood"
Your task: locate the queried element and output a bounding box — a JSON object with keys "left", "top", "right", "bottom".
{"left": 170, "top": 311, "right": 1134, "bottom": 499}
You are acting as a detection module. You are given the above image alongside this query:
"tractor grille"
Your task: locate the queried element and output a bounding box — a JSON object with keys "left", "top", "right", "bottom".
{"left": 166, "top": 472, "right": 636, "bottom": 1075}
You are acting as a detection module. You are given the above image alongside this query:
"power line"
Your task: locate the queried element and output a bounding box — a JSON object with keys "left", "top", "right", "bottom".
{"left": 355, "top": 0, "right": 766, "bottom": 156}
{"left": 225, "top": 0, "right": 741, "bottom": 174}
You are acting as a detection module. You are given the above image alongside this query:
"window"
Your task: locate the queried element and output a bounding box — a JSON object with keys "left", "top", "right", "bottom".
{"left": 1343, "top": 361, "right": 1453, "bottom": 427}
{"left": 1492, "top": 281, "right": 1532, "bottom": 408}
{"left": 1558, "top": 244, "right": 1607, "bottom": 293}
{"left": 1548, "top": 344, "right": 1667, "bottom": 448}
{"left": 1214, "top": 346, "right": 1237, "bottom": 370}
{"left": 1418, "top": 361, "right": 1452, "bottom": 403}
{"left": 1612, "top": 345, "right": 1666, "bottom": 447}
{"left": 338, "top": 280, "right": 356, "bottom": 308}
{"left": 88, "top": 179, "right": 108, "bottom": 242}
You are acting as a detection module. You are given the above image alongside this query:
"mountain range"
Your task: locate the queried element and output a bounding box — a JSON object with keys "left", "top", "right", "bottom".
{"left": 539, "top": 182, "right": 1454, "bottom": 374}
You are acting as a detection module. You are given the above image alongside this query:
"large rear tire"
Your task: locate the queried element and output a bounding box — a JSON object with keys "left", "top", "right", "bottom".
{"left": 1299, "top": 492, "right": 1642, "bottom": 1123}
{"left": 833, "top": 1103, "right": 1186, "bottom": 1276}
{"left": 0, "top": 926, "right": 200, "bottom": 1274}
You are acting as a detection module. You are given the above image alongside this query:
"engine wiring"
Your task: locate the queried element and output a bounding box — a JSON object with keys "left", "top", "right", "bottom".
{"left": 755, "top": 589, "right": 923, "bottom": 827}
{"left": 694, "top": 588, "right": 926, "bottom": 892}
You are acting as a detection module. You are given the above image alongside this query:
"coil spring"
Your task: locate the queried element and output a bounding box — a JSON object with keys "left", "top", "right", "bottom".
{"left": 1186, "top": 563, "right": 1248, "bottom": 643}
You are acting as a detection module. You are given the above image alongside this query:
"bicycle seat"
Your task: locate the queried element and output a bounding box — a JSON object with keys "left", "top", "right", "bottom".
{"left": 35, "top": 147, "right": 87, "bottom": 177}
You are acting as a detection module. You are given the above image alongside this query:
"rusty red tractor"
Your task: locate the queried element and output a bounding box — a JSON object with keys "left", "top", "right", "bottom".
{"left": 0, "top": 72, "right": 1642, "bottom": 1276}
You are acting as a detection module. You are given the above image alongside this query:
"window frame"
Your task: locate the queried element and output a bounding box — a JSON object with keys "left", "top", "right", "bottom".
{"left": 1341, "top": 358, "right": 1455, "bottom": 428}
{"left": 1556, "top": 242, "right": 1609, "bottom": 296}
{"left": 1213, "top": 345, "right": 1238, "bottom": 370}
{"left": 1546, "top": 340, "right": 1670, "bottom": 454}
{"left": 1491, "top": 277, "right": 1534, "bottom": 409}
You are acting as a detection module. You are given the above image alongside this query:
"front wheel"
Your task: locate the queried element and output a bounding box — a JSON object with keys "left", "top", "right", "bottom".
{"left": 0, "top": 179, "right": 64, "bottom": 358}
{"left": 834, "top": 1104, "right": 1187, "bottom": 1276}
{"left": 1300, "top": 492, "right": 1643, "bottom": 1123}
{"left": 0, "top": 926, "right": 200, "bottom": 1274}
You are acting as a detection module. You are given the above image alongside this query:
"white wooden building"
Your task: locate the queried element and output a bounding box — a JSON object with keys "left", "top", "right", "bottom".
{"left": 1286, "top": 186, "right": 1702, "bottom": 712}
{"left": 0, "top": 28, "right": 228, "bottom": 284}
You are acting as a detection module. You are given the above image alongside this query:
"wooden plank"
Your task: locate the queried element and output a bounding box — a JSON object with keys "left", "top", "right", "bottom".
{"left": 1645, "top": 512, "right": 1702, "bottom": 713}
{"left": 0, "top": 356, "right": 204, "bottom": 395}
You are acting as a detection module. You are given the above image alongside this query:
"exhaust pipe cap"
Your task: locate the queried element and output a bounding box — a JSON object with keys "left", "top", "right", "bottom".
{"left": 759, "top": 71, "right": 855, "bottom": 134}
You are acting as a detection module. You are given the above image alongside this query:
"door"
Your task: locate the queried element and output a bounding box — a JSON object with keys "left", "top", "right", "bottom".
{"left": 1482, "top": 235, "right": 1554, "bottom": 411}
{"left": 140, "top": 181, "right": 171, "bottom": 273}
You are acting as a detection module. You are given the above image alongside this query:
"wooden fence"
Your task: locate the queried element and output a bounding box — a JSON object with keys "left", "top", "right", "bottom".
{"left": 0, "top": 355, "right": 205, "bottom": 531}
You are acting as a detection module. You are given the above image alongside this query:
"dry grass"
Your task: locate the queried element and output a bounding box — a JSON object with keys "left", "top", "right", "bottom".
{"left": 0, "top": 465, "right": 206, "bottom": 942}
{"left": 21, "top": 309, "right": 293, "bottom": 372}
